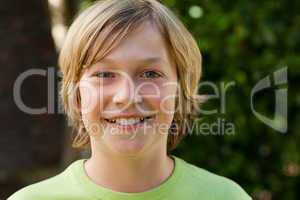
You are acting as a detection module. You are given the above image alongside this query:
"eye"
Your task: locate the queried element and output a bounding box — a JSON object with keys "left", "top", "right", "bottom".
{"left": 141, "top": 70, "right": 162, "bottom": 79}
{"left": 94, "top": 71, "right": 115, "bottom": 78}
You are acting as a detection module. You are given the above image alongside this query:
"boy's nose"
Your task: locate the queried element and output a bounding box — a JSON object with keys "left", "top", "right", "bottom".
{"left": 112, "top": 78, "right": 142, "bottom": 106}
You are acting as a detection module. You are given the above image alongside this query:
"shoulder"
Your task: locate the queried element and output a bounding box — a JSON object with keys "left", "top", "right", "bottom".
{"left": 175, "top": 156, "right": 252, "bottom": 200}
{"left": 7, "top": 175, "right": 61, "bottom": 200}
{"left": 7, "top": 160, "right": 82, "bottom": 200}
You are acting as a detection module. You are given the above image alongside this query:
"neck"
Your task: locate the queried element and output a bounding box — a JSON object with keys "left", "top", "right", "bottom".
{"left": 84, "top": 148, "right": 174, "bottom": 193}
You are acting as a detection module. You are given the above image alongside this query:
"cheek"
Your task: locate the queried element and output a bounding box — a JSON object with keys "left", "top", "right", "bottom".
{"left": 79, "top": 82, "right": 106, "bottom": 118}
{"left": 159, "top": 92, "right": 176, "bottom": 118}
{"left": 153, "top": 88, "right": 177, "bottom": 134}
{"left": 140, "top": 82, "right": 178, "bottom": 116}
{"left": 157, "top": 83, "right": 178, "bottom": 115}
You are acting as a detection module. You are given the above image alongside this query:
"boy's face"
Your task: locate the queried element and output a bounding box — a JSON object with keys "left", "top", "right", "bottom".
{"left": 78, "top": 21, "right": 178, "bottom": 156}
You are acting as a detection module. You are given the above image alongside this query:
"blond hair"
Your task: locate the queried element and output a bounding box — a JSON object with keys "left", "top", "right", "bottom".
{"left": 58, "top": 0, "right": 202, "bottom": 152}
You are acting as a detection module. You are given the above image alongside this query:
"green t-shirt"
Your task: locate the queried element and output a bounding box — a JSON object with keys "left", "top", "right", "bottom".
{"left": 7, "top": 155, "right": 251, "bottom": 200}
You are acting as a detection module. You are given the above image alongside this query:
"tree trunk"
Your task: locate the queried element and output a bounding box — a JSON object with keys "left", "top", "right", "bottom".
{"left": 0, "top": 0, "right": 64, "bottom": 198}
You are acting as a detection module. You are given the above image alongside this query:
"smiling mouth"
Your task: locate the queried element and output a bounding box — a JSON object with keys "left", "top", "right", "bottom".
{"left": 104, "top": 116, "right": 154, "bottom": 125}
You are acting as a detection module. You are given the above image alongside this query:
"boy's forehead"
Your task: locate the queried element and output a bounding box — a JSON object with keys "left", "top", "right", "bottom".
{"left": 91, "top": 22, "right": 171, "bottom": 66}
{"left": 78, "top": 20, "right": 177, "bottom": 74}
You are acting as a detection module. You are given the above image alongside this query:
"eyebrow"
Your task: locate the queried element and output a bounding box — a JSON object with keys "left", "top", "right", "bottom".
{"left": 96, "top": 57, "right": 168, "bottom": 66}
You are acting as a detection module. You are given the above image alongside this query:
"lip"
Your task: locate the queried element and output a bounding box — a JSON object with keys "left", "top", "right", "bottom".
{"left": 103, "top": 115, "right": 155, "bottom": 132}
{"left": 103, "top": 113, "right": 156, "bottom": 120}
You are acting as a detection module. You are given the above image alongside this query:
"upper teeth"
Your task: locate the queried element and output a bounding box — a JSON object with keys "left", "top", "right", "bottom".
{"left": 106, "top": 117, "right": 149, "bottom": 125}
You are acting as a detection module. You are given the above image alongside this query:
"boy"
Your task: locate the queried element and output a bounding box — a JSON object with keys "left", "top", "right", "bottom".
{"left": 8, "top": 0, "right": 252, "bottom": 199}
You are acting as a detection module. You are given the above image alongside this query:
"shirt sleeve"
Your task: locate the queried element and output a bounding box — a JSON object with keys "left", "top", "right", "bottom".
{"left": 216, "top": 177, "right": 252, "bottom": 200}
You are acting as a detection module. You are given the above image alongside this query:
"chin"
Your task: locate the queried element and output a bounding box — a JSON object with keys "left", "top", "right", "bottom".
{"left": 111, "top": 139, "right": 148, "bottom": 156}
{"left": 98, "top": 131, "right": 148, "bottom": 156}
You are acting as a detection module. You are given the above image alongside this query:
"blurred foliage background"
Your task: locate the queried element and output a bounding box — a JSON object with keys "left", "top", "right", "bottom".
{"left": 1, "top": 0, "right": 299, "bottom": 200}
